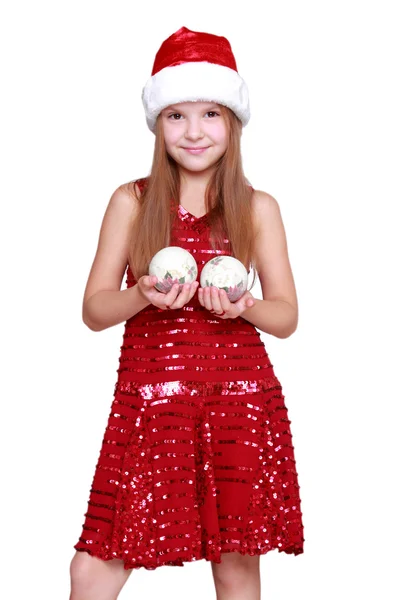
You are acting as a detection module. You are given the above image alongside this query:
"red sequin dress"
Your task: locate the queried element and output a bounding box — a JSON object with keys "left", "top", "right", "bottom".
{"left": 74, "top": 178, "right": 304, "bottom": 570}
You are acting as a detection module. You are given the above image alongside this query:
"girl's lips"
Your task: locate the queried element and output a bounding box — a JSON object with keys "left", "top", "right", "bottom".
{"left": 183, "top": 147, "right": 209, "bottom": 154}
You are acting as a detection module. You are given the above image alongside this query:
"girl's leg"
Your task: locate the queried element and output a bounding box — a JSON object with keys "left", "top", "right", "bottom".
{"left": 69, "top": 551, "right": 133, "bottom": 600}
{"left": 211, "top": 553, "right": 261, "bottom": 600}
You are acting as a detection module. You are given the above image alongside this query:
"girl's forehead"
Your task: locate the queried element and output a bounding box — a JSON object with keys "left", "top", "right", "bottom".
{"left": 164, "top": 101, "right": 221, "bottom": 112}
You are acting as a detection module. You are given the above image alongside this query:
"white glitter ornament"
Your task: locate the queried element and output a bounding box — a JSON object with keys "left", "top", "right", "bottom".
{"left": 149, "top": 246, "right": 198, "bottom": 293}
{"left": 200, "top": 256, "right": 248, "bottom": 302}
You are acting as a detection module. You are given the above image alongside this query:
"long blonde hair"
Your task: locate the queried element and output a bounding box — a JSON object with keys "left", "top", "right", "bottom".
{"left": 126, "top": 105, "right": 259, "bottom": 289}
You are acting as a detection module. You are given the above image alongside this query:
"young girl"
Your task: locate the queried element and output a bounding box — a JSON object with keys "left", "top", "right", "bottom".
{"left": 70, "top": 26, "right": 304, "bottom": 600}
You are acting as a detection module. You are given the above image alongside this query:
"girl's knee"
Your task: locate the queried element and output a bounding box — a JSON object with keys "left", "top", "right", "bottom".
{"left": 211, "top": 552, "right": 260, "bottom": 588}
{"left": 70, "top": 551, "right": 98, "bottom": 592}
{"left": 70, "top": 551, "right": 130, "bottom": 599}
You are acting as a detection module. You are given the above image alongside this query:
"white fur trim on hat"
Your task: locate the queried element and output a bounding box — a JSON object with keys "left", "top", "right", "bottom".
{"left": 142, "top": 61, "right": 250, "bottom": 133}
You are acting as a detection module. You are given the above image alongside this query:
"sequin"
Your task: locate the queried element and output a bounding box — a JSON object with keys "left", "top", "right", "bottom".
{"left": 74, "top": 177, "right": 304, "bottom": 570}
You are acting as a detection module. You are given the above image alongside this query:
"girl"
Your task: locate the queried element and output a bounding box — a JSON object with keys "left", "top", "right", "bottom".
{"left": 70, "top": 26, "right": 304, "bottom": 600}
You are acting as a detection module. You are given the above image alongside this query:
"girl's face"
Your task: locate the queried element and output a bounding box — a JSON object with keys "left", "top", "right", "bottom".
{"left": 161, "top": 102, "right": 228, "bottom": 174}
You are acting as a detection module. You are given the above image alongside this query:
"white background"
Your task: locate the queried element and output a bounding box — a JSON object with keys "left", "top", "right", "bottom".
{"left": 1, "top": 1, "right": 399, "bottom": 598}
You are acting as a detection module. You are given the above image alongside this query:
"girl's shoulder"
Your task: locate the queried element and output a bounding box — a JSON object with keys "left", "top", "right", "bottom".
{"left": 249, "top": 186, "right": 278, "bottom": 206}
{"left": 117, "top": 177, "right": 146, "bottom": 197}
{"left": 249, "top": 187, "right": 282, "bottom": 236}
{"left": 246, "top": 180, "right": 277, "bottom": 208}
{"left": 122, "top": 176, "right": 149, "bottom": 198}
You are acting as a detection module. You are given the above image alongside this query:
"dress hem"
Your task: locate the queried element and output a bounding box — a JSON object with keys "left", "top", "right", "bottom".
{"left": 73, "top": 542, "right": 304, "bottom": 571}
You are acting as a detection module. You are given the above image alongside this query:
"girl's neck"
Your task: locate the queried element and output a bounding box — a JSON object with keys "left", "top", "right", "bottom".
{"left": 179, "top": 168, "right": 214, "bottom": 198}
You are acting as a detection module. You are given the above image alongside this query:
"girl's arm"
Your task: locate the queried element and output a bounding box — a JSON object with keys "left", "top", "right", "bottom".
{"left": 82, "top": 183, "right": 151, "bottom": 332}
{"left": 240, "top": 297, "right": 297, "bottom": 338}
{"left": 241, "top": 190, "right": 299, "bottom": 338}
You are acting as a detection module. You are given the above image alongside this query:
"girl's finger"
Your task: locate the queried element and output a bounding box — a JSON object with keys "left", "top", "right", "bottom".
{"left": 210, "top": 286, "right": 223, "bottom": 313}
{"left": 198, "top": 287, "right": 204, "bottom": 306}
{"left": 143, "top": 275, "right": 155, "bottom": 289}
{"left": 190, "top": 281, "right": 200, "bottom": 298}
{"left": 202, "top": 286, "right": 213, "bottom": 311}
{"left": 175, "top": 283, "right": 192, "bottom": 307}
{"left": 164, "top": 283, "right": 180, "bottom": 304}
{"left": 218, "top": 289, "right": 232, "bottom": 315}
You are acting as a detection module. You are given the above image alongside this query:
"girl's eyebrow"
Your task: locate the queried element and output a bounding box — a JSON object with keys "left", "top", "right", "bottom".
{"left": 166, "top": 104, "right": 220, "bottom": 112}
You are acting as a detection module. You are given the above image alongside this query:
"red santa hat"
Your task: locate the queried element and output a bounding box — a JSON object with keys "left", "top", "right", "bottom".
{"left": 142, "top": 26, "right": 250, "bottom": 133}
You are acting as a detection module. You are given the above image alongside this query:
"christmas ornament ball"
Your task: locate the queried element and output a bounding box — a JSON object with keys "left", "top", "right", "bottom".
{"left": 149, "top": 246, "right": 198, "bottom": 293}
{"left": 200, "top": 256, "right": 248, "bottom": 302}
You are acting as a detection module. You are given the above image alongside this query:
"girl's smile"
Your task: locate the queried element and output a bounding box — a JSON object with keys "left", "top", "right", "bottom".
{"left": 182, "top": 146, "right": 210, "bottom": 154}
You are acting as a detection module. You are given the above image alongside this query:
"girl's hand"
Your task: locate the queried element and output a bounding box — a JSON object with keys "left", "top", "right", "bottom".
{"left": 198, "top": 286, "right": 255, "bottom": 318}
{"left": 137, "top": 275, "right": 199, "bottom": 310}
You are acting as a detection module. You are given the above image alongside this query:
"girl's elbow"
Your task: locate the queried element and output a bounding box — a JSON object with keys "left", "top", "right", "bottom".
{"left": 278, "top": 318, "right": 298, "bottom": 339}
{"left": 283, "top": 321, "right": 298, "bottom": 338}
{"left": 82, "top": 311, "right": 103, "bottom": 332}
{"left": 282, "top": 329, "right": 295, "bottom": 339}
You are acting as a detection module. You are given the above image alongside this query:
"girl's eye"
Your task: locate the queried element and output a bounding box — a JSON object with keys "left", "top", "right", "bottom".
{"left": 168, "top": 111, "right": 219, "bottom": 120}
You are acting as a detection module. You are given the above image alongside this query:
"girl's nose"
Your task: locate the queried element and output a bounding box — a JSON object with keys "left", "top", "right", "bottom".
{"left": 184, "top": 118, "right": 204, "bottom": 140}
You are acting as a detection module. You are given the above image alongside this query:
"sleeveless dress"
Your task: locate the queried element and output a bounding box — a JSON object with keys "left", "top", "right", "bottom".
{"left": 74, "top": 177, "right": 305, "bottom": 570}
